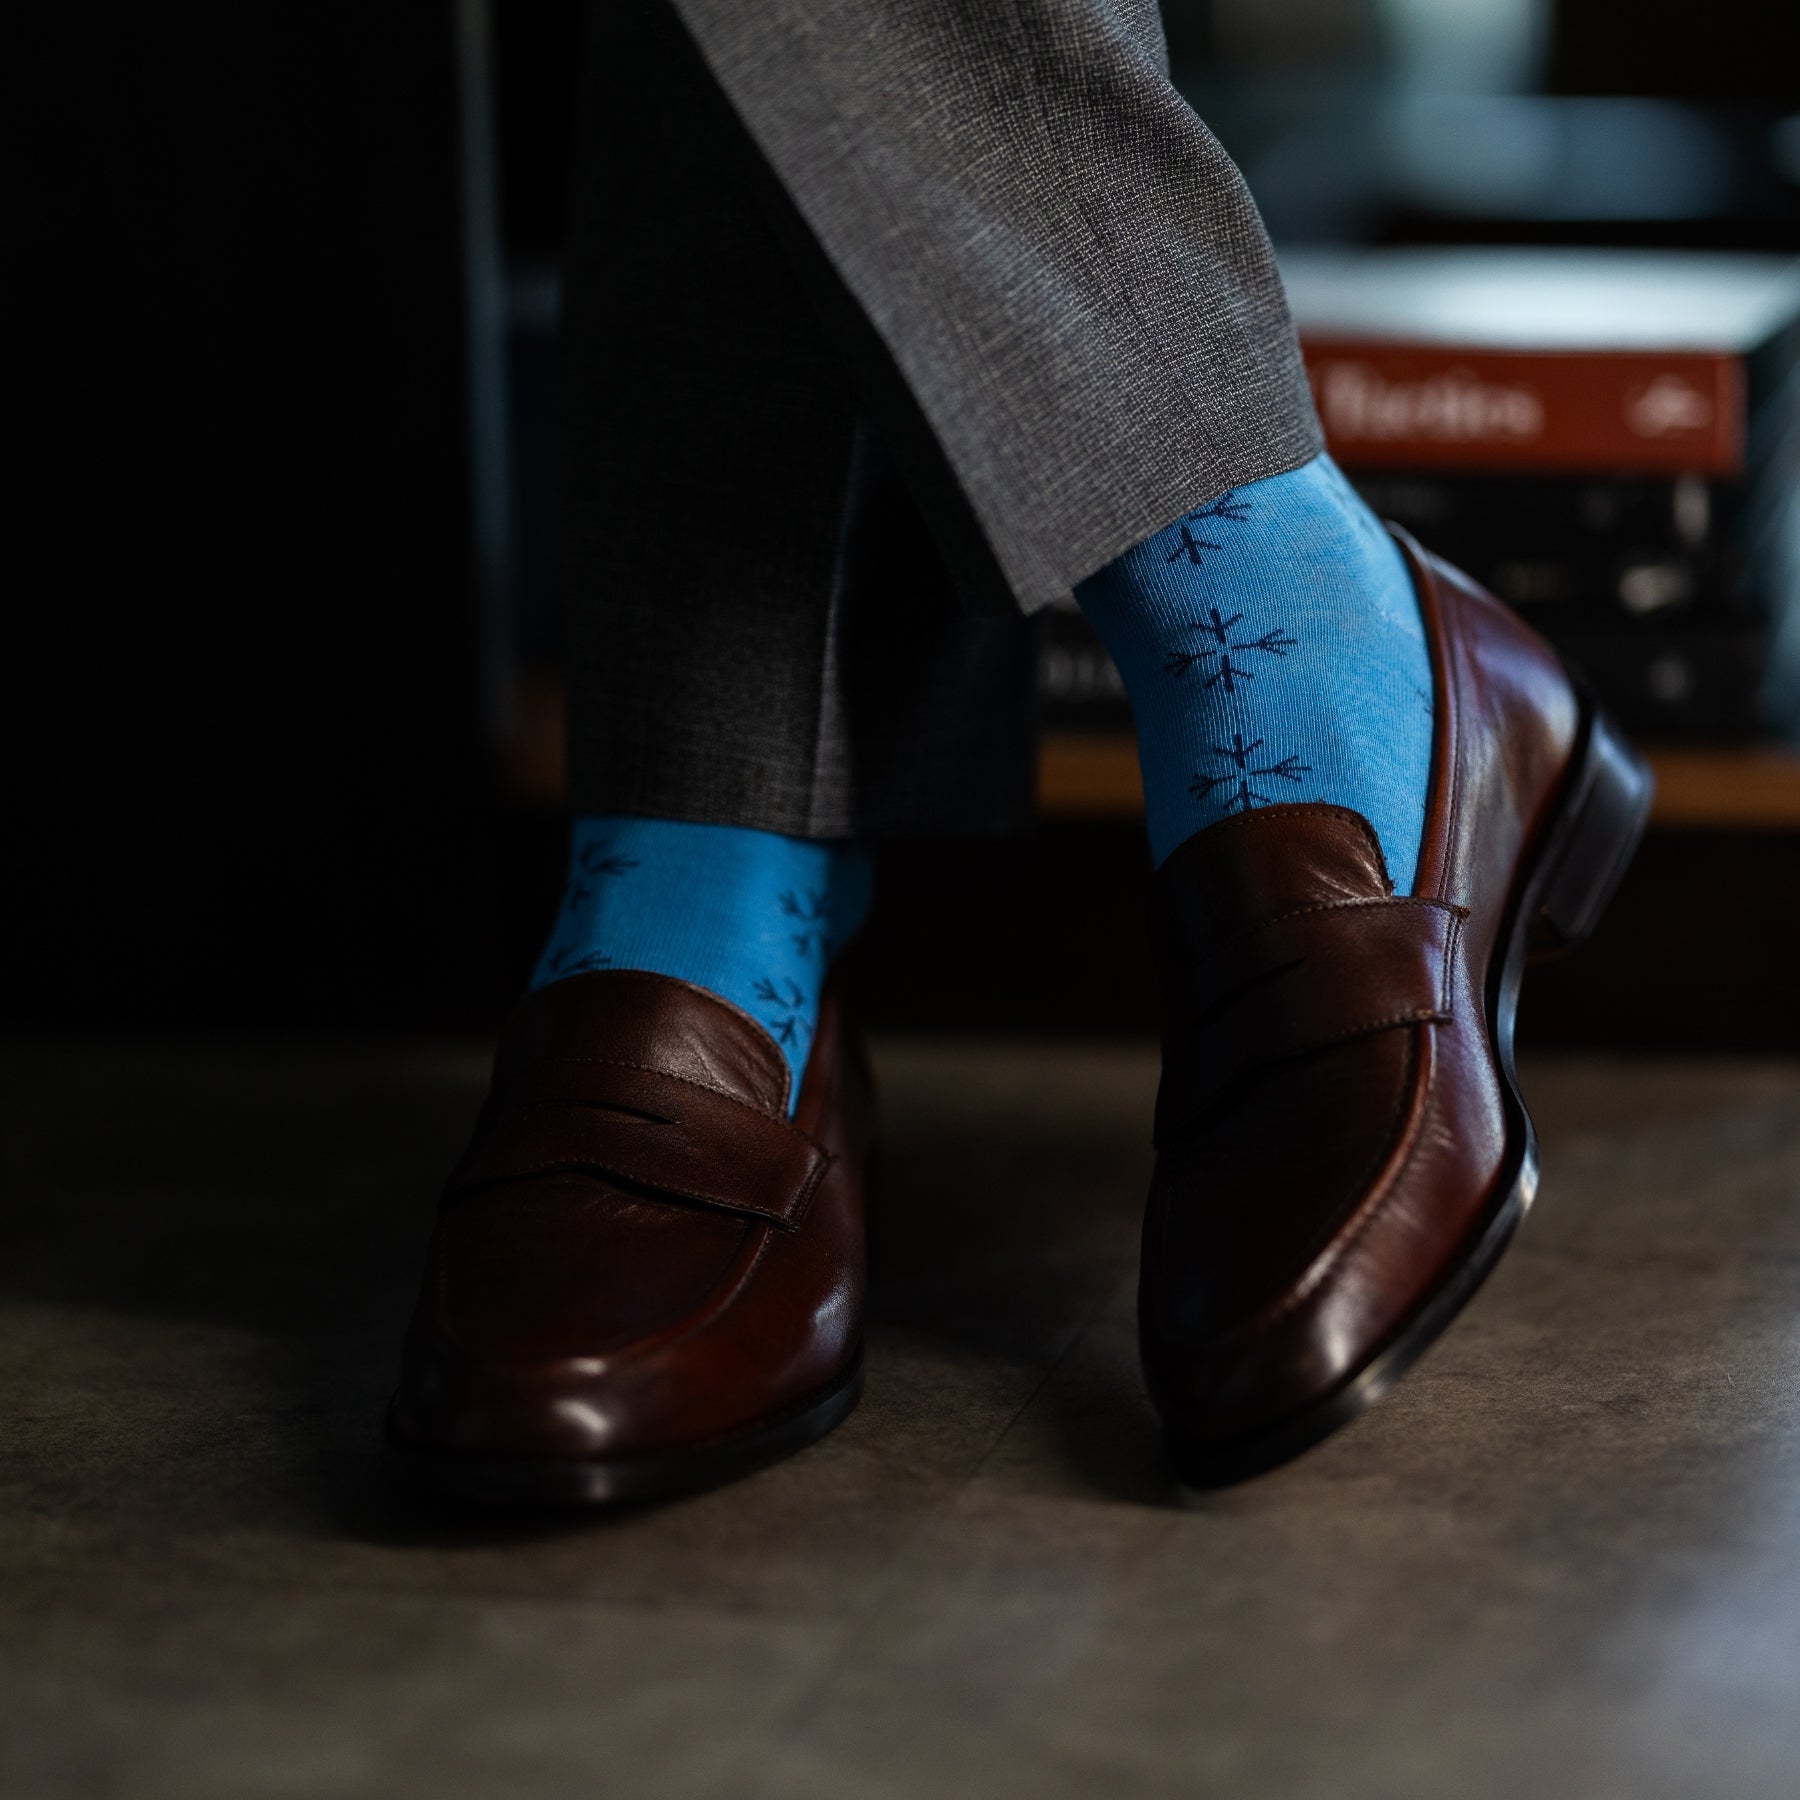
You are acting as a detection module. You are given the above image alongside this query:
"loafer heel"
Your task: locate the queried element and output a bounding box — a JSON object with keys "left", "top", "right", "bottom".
{"left": 1531, "top": 705, "right": 1654, "bottom": 955}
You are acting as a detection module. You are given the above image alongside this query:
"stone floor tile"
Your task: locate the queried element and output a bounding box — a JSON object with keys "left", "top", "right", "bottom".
{"left": 2, "top": 1039, "right": 1798, "bottom": 1800}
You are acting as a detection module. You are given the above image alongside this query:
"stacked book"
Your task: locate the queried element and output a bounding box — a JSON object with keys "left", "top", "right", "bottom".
{"left": 1043, "top": 248, "right": 1800, "bottom": 738}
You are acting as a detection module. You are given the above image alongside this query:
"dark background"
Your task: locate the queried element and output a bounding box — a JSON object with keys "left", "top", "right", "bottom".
{"left": 10, "top": 1, "right": 1799, "bottom": 1042}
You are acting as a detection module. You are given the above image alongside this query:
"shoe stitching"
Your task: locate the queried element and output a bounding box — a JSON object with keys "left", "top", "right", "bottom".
{"left": 519, "top": 1054, "right": 816, "bottom": 1141}
{"left": 1156, "top": 1007, "right": 1446, "bottom": 1151}
{"left": 1209, "top": 916, "right": 1468, "bottom": 1342}
{"left": 1200, "top": 1024, "right": 1432, "bottom": 1346}
{"left": 1188, "top": 894, "right": 1469, "bottom": 965}
{"left": 454, "top": 1148, "right": 832, "bottom": 1231}
{"left": 535, "top": 970, "right": 795, "bottom": 1113}
{"left": 1160, "top": 1026, "right": 1427, "bottom": 1347}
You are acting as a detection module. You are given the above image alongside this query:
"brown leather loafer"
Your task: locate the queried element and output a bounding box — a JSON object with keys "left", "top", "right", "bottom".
{"left": 1141, "top": 527, "right": 1653, "bottom": 1488}
{"left": 386, "top": 969, "right": 870, "bottom": 1504}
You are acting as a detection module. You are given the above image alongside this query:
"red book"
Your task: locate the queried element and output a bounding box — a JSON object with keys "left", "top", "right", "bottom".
{"left": 1284, "top": 249, "right": 1800, "bottom": 477}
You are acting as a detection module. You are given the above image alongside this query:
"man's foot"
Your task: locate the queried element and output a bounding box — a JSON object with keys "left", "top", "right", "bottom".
{"left": 1077, "top": 452, "right": 1435, "bottom": 890}
{"left": 386, "top": 969, "right": 870, "bottom": 1503}
{"left": 531, "top": 818, "right": 872, "bottom": 1114}
{"left": 1138, "top": 530, "right": 1652, "bottom": 1486}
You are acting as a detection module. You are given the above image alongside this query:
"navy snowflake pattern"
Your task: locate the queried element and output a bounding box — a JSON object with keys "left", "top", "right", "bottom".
{"left": 754, "top": 976, "right": 808, "bottom": 1048}
{"left": 779, "top": 888, "right": 832, "bottom": 960}
{"left": 541, "top": 836, "right": 642, "bottom": 977}
{"left": 1189, "top": 733, "right": 1312, "bottom": 814}
{"left": 1162, "top": 492, "right": 1253, "bottom": 566}
{"left": 1163, "top": 606, "right": 1299, "bottom": 692}
{"left": 578, "top": 841, "right": 640, "bottom": 877}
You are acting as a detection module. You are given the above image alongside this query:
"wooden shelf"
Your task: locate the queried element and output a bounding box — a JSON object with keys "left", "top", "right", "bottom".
{"left": 498, "top": 670, "right": 567, "bottom": 809}
{"left": 1635, "top": 745, "right": 1800, "bottom": 830}
{"left": 1036, "top": 733, "right": 1145, "bottom": 820}
{"left": 499, "top": 677, "right": 1800, "bottom": 831}
{"left": 1037, "top": 731, "right": 1800, "bottom": 830}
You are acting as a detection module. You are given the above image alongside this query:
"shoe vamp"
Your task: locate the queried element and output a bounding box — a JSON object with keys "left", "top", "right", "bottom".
{"left": 1149, "top": 1029, "right": 1418, "bottom": 1345}
{"left": 434, "top": 1175, "right": 752, "bottom": 1357}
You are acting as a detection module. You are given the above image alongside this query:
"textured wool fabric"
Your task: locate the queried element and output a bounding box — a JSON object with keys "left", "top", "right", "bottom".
{"left": 662, "top": 0, "right": 1324, "bottom": 617}
{"left": 563, "top": 0, "right": 1042, "bottom": 839}
{"left": 1076, "top": 455, "right": 1435, "bottom": 891}
{"left": 531, "top": 818, "right": 874, "bottom": 1109}
{"left": 562, "top": 0, "right": 1324, "bottom": 838}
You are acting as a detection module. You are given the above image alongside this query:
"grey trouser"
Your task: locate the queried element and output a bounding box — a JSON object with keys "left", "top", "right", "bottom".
{"left": 562, "top": 0, "right": 1321, "bottom": 838}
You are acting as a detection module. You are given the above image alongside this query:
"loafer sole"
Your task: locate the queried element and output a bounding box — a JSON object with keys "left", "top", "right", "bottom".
{"left": 384, "top": 1348, "right": 865, "bottom": 1508}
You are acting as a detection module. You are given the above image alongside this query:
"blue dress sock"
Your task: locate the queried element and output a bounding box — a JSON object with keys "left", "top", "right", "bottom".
{"left": 530, "top": 817, "right": 873, "bottom": 1114}
{"left": 1075, "top": 453, "right": 1435, "bottom": 892}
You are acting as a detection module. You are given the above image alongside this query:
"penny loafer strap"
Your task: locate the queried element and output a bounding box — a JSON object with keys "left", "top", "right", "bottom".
{"left": 1157, "top": 896, "right": 1466, "bottom": 1143}
{"left": 444, "top": 1057, "right": 833, "bottom": 1230}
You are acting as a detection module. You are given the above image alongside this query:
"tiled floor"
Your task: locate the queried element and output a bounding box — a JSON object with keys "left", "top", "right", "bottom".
{"left": 2, "top": 1038, "right": 1798, "bottom": 1799}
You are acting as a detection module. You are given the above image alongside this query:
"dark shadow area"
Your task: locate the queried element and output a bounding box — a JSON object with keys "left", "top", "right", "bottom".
{"left": 0, "top": 1042, "right": 589, "bottom": 1550}
{"left": 0, "top": 1035, "right": 1172, "bottom": 1541}
{"left": 858, "top": 1040, "right": 1180, "bottom": 1509}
